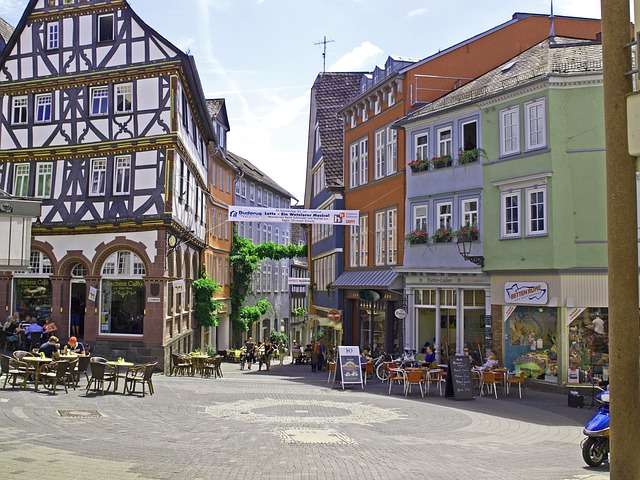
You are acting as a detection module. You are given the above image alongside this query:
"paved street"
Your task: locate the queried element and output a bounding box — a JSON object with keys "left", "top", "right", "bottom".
{"left": 0, "top": 362, "right": 610, "bottom": 480}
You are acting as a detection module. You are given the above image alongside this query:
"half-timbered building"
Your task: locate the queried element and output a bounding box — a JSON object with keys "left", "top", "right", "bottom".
{"left": 0, "top": 0, "right": 217, "bottom": 368}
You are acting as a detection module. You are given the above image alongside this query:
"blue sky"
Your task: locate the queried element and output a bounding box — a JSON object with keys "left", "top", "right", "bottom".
{"left": 0, "top": 0, "right": 603, "bottom": 200}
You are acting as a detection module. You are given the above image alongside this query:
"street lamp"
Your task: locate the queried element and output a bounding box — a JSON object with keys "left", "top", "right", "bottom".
{"left": 456, "top": 233, "right": 484, "bottom": 267}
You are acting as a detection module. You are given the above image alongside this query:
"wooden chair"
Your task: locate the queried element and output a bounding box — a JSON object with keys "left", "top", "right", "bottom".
{"left": 75, "top": 355, "right": 91, "bottom": 384}
{"left": 507, "top": 371, "right": 526, "bottom": 399}
{"left": 41, "top": 361, "right": 70, "bottom": 395}
{"left": 326, "top": 361, "right": 336, "bottom": 384}
{"left": 388, "top": 368, "right": 405, "bottom": 395}
{"left": 480, "top": 371, "right": 498, "bottom": 399}
{"left": 203, "top": 357, "right": 223, "bottom": 379}
{"left": 363, "top": 361, "right": 374, "bottom": 385}
{"left": 170, "top": 353, "right": 191, "bottom": 376}
{"left": 13, "top": 350, "right": 32, "bottom": 361}
{"left": 493, "top": 368, "right": 507, "bottom": 394}
{"left": 64, "top": 358, "right": 79, "bottom": 390}
{"left": 2, "top": 355, "right": 29, "bottom": 389}
{"left": 404, "top": 369, "right": 425, "bottom": 398}
{"left": 125, "top": 363, "right": 157, "bottom": 397}
{"left": 86, "top": 361, "right": 115, "bottom": 395}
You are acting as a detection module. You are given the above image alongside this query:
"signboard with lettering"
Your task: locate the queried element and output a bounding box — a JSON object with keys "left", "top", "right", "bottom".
{"left": 504, "top": 282, "right": 548, "bottom": 305}
{"left": 337, "top": 346, "right": 363, "bottom": 390}
{"left": 229, "top": 206, "right": 359, "bottom": 225}
{"left": 445, "top": 355, "right": 474, "bottom": 401}
{"left": 288, "top": 277, "right": 311, "bottom": 286}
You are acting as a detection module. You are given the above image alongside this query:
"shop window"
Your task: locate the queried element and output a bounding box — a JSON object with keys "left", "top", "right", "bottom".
{"left": 14, "top": 278, "right": 52, "bottom": 323}
{"left": 568, "top": 308, "right": 608, "bottom": 385}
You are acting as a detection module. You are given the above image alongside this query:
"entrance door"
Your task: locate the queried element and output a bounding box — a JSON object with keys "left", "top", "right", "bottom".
{"left": 69, "top": 282, "right": 86, "bottom": 339}
{"left": 441, "top": 308, "right": 457, "bottom": 361}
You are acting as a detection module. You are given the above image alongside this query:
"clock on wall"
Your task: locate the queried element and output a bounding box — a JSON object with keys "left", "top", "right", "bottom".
{"left": 167, "top": 234, "right": 177, "bottom": 249}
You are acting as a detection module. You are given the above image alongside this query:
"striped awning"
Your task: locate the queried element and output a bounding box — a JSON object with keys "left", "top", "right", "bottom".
{"left": 333, "top": 270, "right": 400, "bottom": 290}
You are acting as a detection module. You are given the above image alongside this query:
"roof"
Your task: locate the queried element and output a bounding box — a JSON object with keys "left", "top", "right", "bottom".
{"left": 226, "top": 151, "right": 297, "bottom": 201}
{"left": 333, "top": 270, "right": 400, "bottom": 290}
{"left": 397, "top": 37, "right": 603, "bottom": 125}
{"left": 206, "top": 98, "right": 230, "bottom": 131}
{"left": 0, "top": 17, "right": 13, "bottom": 47}
{"left": 312, "top": 72, "right": 365, "bottom": 187}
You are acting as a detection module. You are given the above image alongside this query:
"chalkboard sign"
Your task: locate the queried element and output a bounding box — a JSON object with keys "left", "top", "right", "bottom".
{"left": 337, "top": 346, "right": 363, "bottom": 390}
{"left": 445, "top": 355, "right": 474, "bottom": 401}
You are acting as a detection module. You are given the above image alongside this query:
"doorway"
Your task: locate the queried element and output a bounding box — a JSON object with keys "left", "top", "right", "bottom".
{"left": 69, "top": 281, "right": 86, "bottom": 339}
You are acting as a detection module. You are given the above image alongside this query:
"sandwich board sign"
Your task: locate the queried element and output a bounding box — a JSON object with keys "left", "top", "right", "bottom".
{"left": 337, "top": 346, "right": 363, "bottom": 390}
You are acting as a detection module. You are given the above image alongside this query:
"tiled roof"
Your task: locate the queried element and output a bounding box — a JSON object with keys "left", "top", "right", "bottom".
{"left": 313, "top": 72, "right": 365, "bottom": 187}
{"left": 226, "top": 150, "right": 297, "bottom": 201}
{"left": 0, "top": 17, "right": 14, "bottom": 46}
{"left": 399, "top": 37, "right": 603, "bottom": 124}
{"left": 334, "top": 270, "right": 400, "bottom": 289}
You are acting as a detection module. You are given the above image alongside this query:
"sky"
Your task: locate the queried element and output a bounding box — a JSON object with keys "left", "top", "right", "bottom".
{"left": 0, "top": 0, "right": 606, "bottom": 201}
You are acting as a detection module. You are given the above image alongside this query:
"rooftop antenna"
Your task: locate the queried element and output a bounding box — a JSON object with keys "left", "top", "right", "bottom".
{"left": 549, "top": 0, "right": 556, "bottom": 40}
{"left": 314, "top": 36, "right": 335, "bottom": 73}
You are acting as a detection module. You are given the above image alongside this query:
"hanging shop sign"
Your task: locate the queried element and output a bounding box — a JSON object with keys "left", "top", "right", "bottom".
{"left": 337, "top": 346, "right": 363, "bottom": 390}
{"left": 394, "top": 308, "right": 407, "bottom": 320}
{"left": 504, "top": 282, "right": 548, "bottom": 305}
{"left": 228, "top": 206, "right": 359, "bottom": 225}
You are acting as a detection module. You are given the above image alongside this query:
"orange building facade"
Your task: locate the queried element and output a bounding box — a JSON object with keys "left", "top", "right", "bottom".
{"left": 338, "top": 12, "right": 602, "bottom": 352}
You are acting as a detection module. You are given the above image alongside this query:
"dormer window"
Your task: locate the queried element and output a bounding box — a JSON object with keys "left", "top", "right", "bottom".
{"left": 98, "top": 14, "right": 114, "bottom": 43}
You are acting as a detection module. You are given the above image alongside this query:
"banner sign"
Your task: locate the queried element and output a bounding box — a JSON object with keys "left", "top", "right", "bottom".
{"left": 337, "top": 346, "right": 363, "bottom": 390}
{"left": 228, "top": 206, "right": 359, "bottom": 225}
{"left": 288, "top": 277, "right": 311, "bottom": 286}
{"left": 504, "top": 282, "right": 548, "bottom": 305}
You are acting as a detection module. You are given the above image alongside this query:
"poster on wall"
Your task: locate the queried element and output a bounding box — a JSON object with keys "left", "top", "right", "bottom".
{"left": 504, "top": 282, "right": 548, "bottom": 305}
{"left": 229, "top": 206, "right": 359, "bottom": 225}
{"left": 88, "top": 286, "right": 97, "bottom": 303}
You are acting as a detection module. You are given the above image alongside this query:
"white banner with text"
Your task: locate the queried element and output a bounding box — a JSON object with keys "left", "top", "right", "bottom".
{"left": 228, "top": 206, "right": 359, "bottom": 225}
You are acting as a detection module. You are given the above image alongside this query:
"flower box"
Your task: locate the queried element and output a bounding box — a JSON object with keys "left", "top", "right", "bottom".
{"left": 406, "top": 230, "right": 429, "bottom": 245}
{"left": 458, "top": 148, "right": 485, "bottom": 165}
{"left": 431, "top": 155, "right": 453, "bottom": 169}
{"left": 456, "top": 225, "right": 480, "bottom": 242}
{"left": 409, "top": 159, "right": 429, "bottom": 173}
{"left": 432, "top": 227, "right": 453, "bottom": 243}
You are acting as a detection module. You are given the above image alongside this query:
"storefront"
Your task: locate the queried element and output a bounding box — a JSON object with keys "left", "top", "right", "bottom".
{"left": 12, "top": 250, "right": 53, "bottom": 323}
{"left": 405, "top": 271, "right": 491, "bottom": 362}
{"left": 491, "top": 273, "right": 610, "bottom": 386}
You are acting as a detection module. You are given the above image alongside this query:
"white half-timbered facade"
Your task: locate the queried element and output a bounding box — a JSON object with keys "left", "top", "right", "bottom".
{"left": 0, "top": 0, "right": 217, "bottom": 369}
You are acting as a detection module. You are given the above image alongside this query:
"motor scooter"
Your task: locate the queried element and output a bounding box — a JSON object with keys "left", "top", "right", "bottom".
{"left": 581, "top": 388, "right": 609, "bottom": 467}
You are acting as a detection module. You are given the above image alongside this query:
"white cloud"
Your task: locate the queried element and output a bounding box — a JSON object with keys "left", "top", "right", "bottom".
{"left": 408, "top": 7, "right": 428, "bottom": 18}
{"left": 328, "top": 41, "right": 384, "bottom": 72}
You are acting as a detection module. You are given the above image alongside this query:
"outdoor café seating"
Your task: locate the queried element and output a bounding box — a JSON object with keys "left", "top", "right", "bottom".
{"left": 507, "top": 371, "right": 526, "bottom": 399}
{"left": 86, "top": 360, "right": 115, "bottom": 395}
{"left": 41, "top": 361, "right": 70, "bottom": 395}
{"left": 2, "top": 355, "right": 30, "bottom": 389}
{"left": 388, "top": 368, "right": 405, "bottom": 395}
{"left": 170, "top": 353, "right": 191, "bottom": 376}
{"left": 480, "top": 371, "right": 498, "bottom": 399}
{"left": 404, "top": 369, "right": 426, "bottom": 398}
{"left": 124, "top": 363, "right": 157, "bottom": 396}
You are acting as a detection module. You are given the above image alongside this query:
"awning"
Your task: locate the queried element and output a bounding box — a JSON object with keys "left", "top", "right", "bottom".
{"left": 333, "top": 270, "right": 401, "bottom": 290}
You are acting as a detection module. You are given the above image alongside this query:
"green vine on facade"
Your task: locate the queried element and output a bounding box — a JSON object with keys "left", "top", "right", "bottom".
{"left": 239, "top": 299, "right": 272, "bottom": 332}
{"left": 230, "top": 234, "right": 306, "bottom": 331}
{"left": 193, "top": 276, "right": 223, "bottom": 328}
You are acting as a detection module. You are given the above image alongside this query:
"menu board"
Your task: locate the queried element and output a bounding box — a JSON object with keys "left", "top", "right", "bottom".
{"left": 446, "top": 355, "right": 474, "bottom": 401}
{"left": 337, "top": 346, "right": 363, "bottom": 390}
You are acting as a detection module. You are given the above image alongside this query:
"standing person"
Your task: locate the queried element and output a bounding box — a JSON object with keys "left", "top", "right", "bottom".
{"left": 310, "top": 342, "right": 320, "bottom": 373}
{"left": 244, "top": 337, "right": 256, "bottom": 370}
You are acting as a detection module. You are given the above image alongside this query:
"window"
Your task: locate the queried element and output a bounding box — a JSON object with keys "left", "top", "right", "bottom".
{"left": 257, "top": 187, "right": 262, "bottom": 204}
{"left": 350, "top": 113, "right": 356, "bottom": 129}
{"left": 13, "top": 164, "right": 30, "bottom": 197}
{"left": 115, "top": 83, "right": 133, "bottom": 113}
{"left": 527, "top": 187, "right": 547, "bottom": 235}
{"left": 28, "top": 251, "right": 52, "bottom": 274}
{"left": 267, "top": 225, "right": 272, "bottom": 242}
{"left": 361, "top": 104, "right": 368, "bottom": 123}
{"left": 46, "top": 22, "right": 59, "bottom": 50}
{"left": 415, "top": 133, "right": 429, "bottom": 161}
{"left": 275, "top": 228, "right": 280, "bottom": 245}
{"left": 313, "top": 163, "right": 325, "bottom": 196}
{"left": 387, "top": 88, "right": 395, "bottom": 107}
{"left": 461, "top": 120, "right": 478, "bottom": 151}
{"left": 98, "top": 14, "right": 115, "bottom": 43}
{"left": 113, "top": 156, "right": 131, "bottom": 195}
{"left": 267, "top": 191, "right": 273, "bottom": 207}
{"left": 437, "top": 127, "right": 452, "bottom": 157}
{"left": 386, "top": 126, "right": 397, "bottom": 175}
{"left": 386, "top": 208, "right": 397, "bottom": 265}
{"left": 359, "top": 215, "right": 368, "bottom": 267}
{"left": 358, "top": 138, "right": 368, "bottom": 186}
{"left": 35, "top": 163, "right": 53, "bottom": 198}
{"left": 500, "top": 106, "right": 520, "bottom": 156}
{"left": 501, "top": 192, "right": 520, "bottom": 238}
{"left": 375, "top": 211, "right": 386, "bottom": 266}
{"left": 241, "top": 179, "right": 247, "bottom": 198}
{"left": 235, "top": 177, "right": 240, "bottom": 195}
{"left": 349, "top": 142, "right": 359, "bottom": 188}
{"left": 375, "top": 129, "right": 386, "bottom": 179}
{"left": 350, "top": 225, "right": 359, "bottom": 267}
{"left": 437, "top": 202, "right": 452, "bottom": 230}
{"left": 90, "top": 86, "right": 109, "bottom": 115}
{"left": 181, "top": 92, "right": 189, "bottom": 130}
{"left": 525, "top": 99, "right": 546, "bottom": 151}
{"left": 250, "top": 183, "right": 255, "bottom": 202}
{"left": 226, "top": 174, "right": 231, "bottom": 193}
{"left": 35, "top": 94, "right": 52, "bottom": 123}
{"left": 314, "top": 124, "right": 321, "bottom": 152}
{"left": 462, "top": 199, "right": 479, "bottom": 227}
{"left": 374, "top": 96, "right": 381, "bottom": 115}
{"left": 12, "top": 96, "right": 27, "bottom": 125}
{"left": 414, "top": 205, "right": 427, "bottom": 232}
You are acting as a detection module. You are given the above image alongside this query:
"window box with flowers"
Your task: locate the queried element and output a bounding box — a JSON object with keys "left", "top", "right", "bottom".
{"left": 456, "top": 224, "right": 479, "bottom": 242}
{"left": 458, "top": 148, "right": 485, "bottom": 165}
{"left": 431, "top": 155, "right": 453, "bottom": 169}
{"left": 406, "top": 230, "right": 429, "bottom": 245}
{"left": 433, "top": 227, "right": 453, "bottom": 243}
{"left": 409, "top": 159, "right": 429, "bottom": 173}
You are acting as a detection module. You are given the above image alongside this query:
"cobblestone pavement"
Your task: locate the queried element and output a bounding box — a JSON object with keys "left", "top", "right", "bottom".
{"left": 0, "top": 362, "right": 610, "bottom": 480}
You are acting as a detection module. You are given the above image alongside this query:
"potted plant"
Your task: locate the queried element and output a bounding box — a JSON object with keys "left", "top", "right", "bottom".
{"left": 456, "top": 224, "right": 479, "bottom": 242}
{"left": 292, "top": 306, "right": 306, "bottom": 317}
{"left": 408, "top": 159, "right": 429, "bottom": 173}
{"left": 406, "top": 230, "right": 429, "bottom": 245}
{"left": 432, "top": 227, "right": 453, "bottom": 243}
{"left": 431, "top": 155, "right": 452, "bottom": 169}
{"left": 458, "top": 148, "right": 486, "bottom": 165}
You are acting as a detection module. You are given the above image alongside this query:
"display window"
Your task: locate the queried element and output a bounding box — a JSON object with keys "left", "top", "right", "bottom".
{"left": 505, "top": 306, "right": 559, "bottom": 382}
{"left": 14, "top": 278, "right": 52, "bottom": 322}
{"left": 568, "top": 308, "right": 608, "bottom": 385}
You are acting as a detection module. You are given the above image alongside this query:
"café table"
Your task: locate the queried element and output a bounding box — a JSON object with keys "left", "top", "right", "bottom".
{"left": 22, "top": 356, "right": 52, "bottom": 392}
{"left": 106, "top": 360, "right": 135, "bottom": 392}
{"left": 189, "top": 354, "right": 209, "bottom": 377}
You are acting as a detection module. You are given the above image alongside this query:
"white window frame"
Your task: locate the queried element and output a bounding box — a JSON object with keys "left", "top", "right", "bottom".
{"left": 35, "top": 162, "right": 53, "bottom": 199}
{"left": 415, "top": 133, "right": 429, "bottom": 162}
{"left": 375, "top": 129, "right": 386, "bottom": 179}
{"left": 359, "top": 215, "right": 368, "bottom": 267}
{"left": 34, "top": 93, "right": 53, "bottom": 123}
{"left": 526, "top": 186, "right": 547, "bottom": 235}
{"left": 500, "top": 106, "right": 520, "bottom": 156}
{"left": 437, "top": 202, "right": 453, "bottom": 230}
{"left": 436, "top": 126, "right": 453, "bottom": 158}
{"left": 13, "top": 163, "right": 30, "bottom": 197}
{"left": 374, "top": 95, "right": 381, "bottom": 115}
{"left": 349, "top": 142, "right": 359, "bottom": 188}
{"left": 12, "top": 96, "right": 27, "bottom": 125}
{"left": 460, "top": 120, "right": 478, "bottom": 152}
{"left": 97, "top": 13, "right": 115, "bottom": 43}
{"left": 350, "top": 113, "right": 356, "bottom": 128}
{"left": 461, "top": 198, "right": 479, "bottom": 227}
{"left": 89, "top": 158, "right": 107, "bottom": 196}
{"left": 361, "top": 104, "right": 368, "bottom": 123}
{"left": 350, "top": 225, "right": 359, "bottom": 267}
{"left": 524, "top": 98, "right": 547, "bottom": 151}
{"left": 249, "top": 182, "right": 255, "bottom": 202}
{"left": 257, "top": 187, "right": 262, "bottom": 204}
{"left": 90, "top": 86, "right": 109, "bottom": 116}
{"left": 114, "top": 83, "right": 133, "bottom": 114}
{"left": 387, "top": 88, "right": 395, "bottom": 107}
{"left": 113, "top": 155, "right": 131, "bottom": 195}
{"left": 375, "top": 211, "right": 386, "bottom": 266}
{"left": 501, "top": 191, "right": 521, "bottom": 239}
{"left": 358, "top": 138, "right": 368, "bottom": 186}
{"left": 386, "top": 126, "right": 397, "bottom": 175}
{"left": 386, "top": 208, "right": 397, "bottom": 265}
{"left": 413, "top": 205, "right": 428, "bottom": 232}
{"left": 47, "top": 22, "right": 59, "bottom": 50}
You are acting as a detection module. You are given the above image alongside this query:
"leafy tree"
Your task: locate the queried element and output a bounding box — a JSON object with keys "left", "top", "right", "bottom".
{"left": 193, "top": 276, "right": 223, "bottom": 328}
{"left": 238, "top": 299, "right": 272, "bottom": 332}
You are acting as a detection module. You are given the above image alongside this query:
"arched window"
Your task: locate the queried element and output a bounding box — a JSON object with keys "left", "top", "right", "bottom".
{"left": 101, "top": 250, "right": 146, "bottom": 278}
{"left": 192, "top": 253, "right": 199, "bottom": 280}
{"left": 28, "top": 250, "right": 52, "bottom": 274}
{"left": 71, "top": 263, "right": 87, "bottom": 278}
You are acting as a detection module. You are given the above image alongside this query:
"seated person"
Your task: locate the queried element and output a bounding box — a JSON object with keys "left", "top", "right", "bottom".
{"left": 38, "top": 336, "right": 60, "bottom": 358}
{"left": 478, "top": 353, "right": 499, "bottom": 371}
{"left": 25, "top": 321, "right": 43, "bottom": 340}
{"left": 66, "top": 336, "right": 85, "bottom": 354}
{"left": 424, "top": 346, "right": 436, "bottom": 364}
{"left": 43, "top": 319, "right": 58, "bottom": 339}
